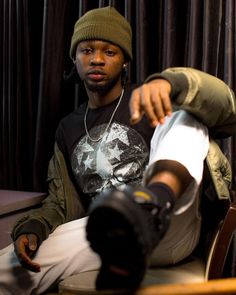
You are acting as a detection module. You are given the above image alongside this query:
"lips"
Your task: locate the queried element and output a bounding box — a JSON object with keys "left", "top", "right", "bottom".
{"left": 87, "top": 70, "right": 106, "bottom": 81}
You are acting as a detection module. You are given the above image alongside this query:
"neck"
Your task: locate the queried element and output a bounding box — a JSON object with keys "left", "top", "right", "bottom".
{"left": 86, "top": 84, "right": 123, "bottom": 109}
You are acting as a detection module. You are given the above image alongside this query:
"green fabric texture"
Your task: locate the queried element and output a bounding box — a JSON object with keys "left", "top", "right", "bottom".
{"left": 70, "top": 6, "right": 132, "bottom": 60}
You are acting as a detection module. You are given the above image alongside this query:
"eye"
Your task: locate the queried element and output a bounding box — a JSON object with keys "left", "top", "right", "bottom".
{"left": 105, "top": 49, "right": 116, "bottom": 56}
{"left": 81, "top": 48, "right": 93, "bottom": 55}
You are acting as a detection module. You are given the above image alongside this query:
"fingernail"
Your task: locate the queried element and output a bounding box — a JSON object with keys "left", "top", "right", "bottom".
{"left": 159, "top": 118, "right": 165, "bottom": 124}
{"left": 151, "top": 120, "right": 158, "bottom": 127}
{"left": 132, "top": 112, "right": 139, "bottom": 119}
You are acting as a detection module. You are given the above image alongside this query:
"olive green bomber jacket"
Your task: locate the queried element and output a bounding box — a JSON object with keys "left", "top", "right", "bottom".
{"left": 11, "top": 67, "right": 236, "bottom": 245}
{"left": 11, "top": 143, "right": 86, "bottom": 245}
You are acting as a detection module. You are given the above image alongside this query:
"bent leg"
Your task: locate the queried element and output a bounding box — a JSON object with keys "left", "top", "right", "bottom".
{"left": 0, "top": 217, "right": 100, "bottom": 295}
{"left": 143, "top": 110, "right": 209, "bottom": 265}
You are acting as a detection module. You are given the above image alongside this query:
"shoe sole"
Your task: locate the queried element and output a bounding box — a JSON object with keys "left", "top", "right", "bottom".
{"left": 86, "top": 191, "right": 151, "bottom": 289}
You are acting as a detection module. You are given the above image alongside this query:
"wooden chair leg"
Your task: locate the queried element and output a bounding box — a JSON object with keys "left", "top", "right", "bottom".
{"left": 207, "top": 201, "right": 236, "bottom": 280}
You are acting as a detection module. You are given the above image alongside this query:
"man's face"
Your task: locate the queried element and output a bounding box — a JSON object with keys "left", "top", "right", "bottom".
{"left": 74, "top": 40, "right": 126, "bottom": 93}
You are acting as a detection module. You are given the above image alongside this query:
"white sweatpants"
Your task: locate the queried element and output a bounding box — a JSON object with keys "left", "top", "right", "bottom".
{"left": 0, "top": 110, "right": 209, "bottom": 294}
{"left": 147, "top": 110, "right": 209, "bottom": 265}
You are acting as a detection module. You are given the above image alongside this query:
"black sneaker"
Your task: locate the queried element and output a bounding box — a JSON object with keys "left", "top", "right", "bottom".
{"left": 86, "top": 185, "right": 173, "bottom": 291}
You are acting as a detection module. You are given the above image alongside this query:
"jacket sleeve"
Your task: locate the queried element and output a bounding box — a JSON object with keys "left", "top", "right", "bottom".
{"left": 11, "top": 143, "right": 86, "bottom": 246}
{"left": 205, "top": 139, "right": 232, "bottom": 202}
{"left": 146, "top": 67, "right": 236, "bottom": 138}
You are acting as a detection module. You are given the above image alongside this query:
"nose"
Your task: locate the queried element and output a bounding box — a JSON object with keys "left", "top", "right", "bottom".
{"left": 90, "top": 51, "right": 105, "bottom": 66}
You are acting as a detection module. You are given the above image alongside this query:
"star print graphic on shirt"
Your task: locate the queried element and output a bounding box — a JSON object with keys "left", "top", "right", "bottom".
{"left": 55, "top": 87, "right": 154, "bottom": 203}
{"left": 71, "top": 122, "right": 149, "bottom": 198}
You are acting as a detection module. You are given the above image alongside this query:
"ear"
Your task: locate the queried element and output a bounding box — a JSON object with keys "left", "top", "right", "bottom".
{"left": 123, "top": 63, "right": 128, "bottom": 68}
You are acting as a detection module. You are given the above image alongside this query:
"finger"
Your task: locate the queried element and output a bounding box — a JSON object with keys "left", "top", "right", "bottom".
{"left": 140, "top": 87, "right": 159, "bottom": 127}
{"left": 148, "top": 79, "right": 172, "bottom": 120}
{"left": 150, "top": 91, "right": 166, "bottom": 124}
{"left": 129, "top": 88, "right": 142, "bottom": 124}
{"left": 137, "top": 84, "right": 160, "bottom": 127}
{"left": 17, "top": 250, "right": 41, "bottom": 273}
{"left": 14, "top": 236, "right": 41, "bottom": 272}
{"left": 28, "top": 234, "right": 38, "bottom": 252}
{"left": 160, "top": 89, "right": 172, "bottom": 117}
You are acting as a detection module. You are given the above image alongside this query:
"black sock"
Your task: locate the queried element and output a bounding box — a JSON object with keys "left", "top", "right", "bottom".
{"left": 147, "top": 182, "right": 175, "bottom": 211}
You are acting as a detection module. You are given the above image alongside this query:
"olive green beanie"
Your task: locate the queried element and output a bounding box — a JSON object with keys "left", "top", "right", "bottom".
{"left": 70, "top": 6, "right": 132, "bottom": 61}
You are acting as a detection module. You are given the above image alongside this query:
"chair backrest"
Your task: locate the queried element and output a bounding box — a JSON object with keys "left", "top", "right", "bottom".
{"left": 205, "top": 200, "right": 236, "bottom": 279}
{"left": 196, "top": 166, "right": 236, "bottom": 280}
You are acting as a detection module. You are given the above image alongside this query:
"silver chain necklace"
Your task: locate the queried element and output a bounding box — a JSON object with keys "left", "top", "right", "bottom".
{"left": 84, "top": 88, "right": 125, "bottom": 142}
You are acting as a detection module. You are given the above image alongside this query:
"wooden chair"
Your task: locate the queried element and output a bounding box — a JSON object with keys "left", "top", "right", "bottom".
{"left": 58, "top": 200, "right": 236, "bottom": 294}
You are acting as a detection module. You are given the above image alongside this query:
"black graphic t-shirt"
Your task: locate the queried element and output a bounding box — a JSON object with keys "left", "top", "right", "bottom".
{"left": 56, "top": 87, "right": 154, "bottom": 201}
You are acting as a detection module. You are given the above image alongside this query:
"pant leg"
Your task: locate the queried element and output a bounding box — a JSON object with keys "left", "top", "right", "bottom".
{"left": 0, "top": 217, "right": 100, "bottom": 295}
{"left": 143, "top": 110, "right": 209, "bottom": 266}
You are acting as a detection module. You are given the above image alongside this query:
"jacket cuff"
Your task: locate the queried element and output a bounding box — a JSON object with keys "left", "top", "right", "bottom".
{"left": 11, "top": 219, "right": 47, "bottom": 246}
{"left": 144, "top": 71, "right": 189, "bottom": 100}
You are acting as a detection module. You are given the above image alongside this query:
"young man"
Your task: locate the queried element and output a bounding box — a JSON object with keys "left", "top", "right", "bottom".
{"left": 0, "top": 6, "right": 235, "bottom": 294}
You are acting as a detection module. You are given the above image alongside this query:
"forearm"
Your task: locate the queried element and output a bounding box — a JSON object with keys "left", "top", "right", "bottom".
{"left": 11, "top": 212, "right": 60, "bottom": 246}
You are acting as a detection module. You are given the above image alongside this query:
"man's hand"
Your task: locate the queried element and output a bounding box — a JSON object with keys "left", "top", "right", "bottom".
{"left": 14, "top": 233, "right": 41, "bottom": 272}
{"left": 129, "top": 79, "right": 172, "bottom": 127}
